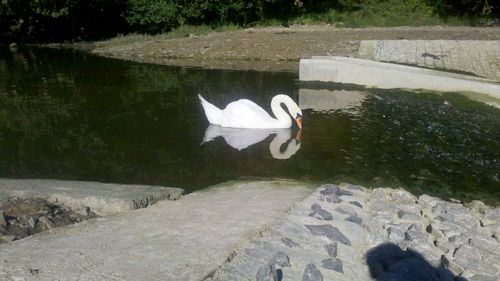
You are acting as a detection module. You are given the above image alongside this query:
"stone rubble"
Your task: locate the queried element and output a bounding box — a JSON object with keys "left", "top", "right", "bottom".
{"left": 0, "top": 197, "right": 97, "bottom": 245}
{"left": 208, "top": 183, "right": 500, "bottom": 281}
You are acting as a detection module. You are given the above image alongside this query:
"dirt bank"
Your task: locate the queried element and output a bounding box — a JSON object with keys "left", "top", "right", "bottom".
{"left": 77, "top": 25, "right": 500, "bottom": 72}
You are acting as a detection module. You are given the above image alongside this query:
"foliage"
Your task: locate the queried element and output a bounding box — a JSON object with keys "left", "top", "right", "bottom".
{"left": 429, "top": 0, "right": 499, "bottom": 17}
{"left": 0, "top": 0, "right": 127, "bottom": 42}
{"left": 0, "top": 0, "right": 498, "bottom": 42}
{"left": 123, "top": 0, "right": 179, "bottom": 33}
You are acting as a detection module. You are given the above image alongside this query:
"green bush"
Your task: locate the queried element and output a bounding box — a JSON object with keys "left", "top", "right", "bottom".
{"left": 123, "top": 0, "right": 180, "bottom": 33}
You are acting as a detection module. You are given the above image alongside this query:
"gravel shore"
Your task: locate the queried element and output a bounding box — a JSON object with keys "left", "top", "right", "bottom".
{"left": 68, "top": 25, "right": 500, "bottom": 72}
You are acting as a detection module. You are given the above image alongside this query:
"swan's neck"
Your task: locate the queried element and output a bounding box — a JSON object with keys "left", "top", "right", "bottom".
{"left": 271, "top": 95, "right": 295, "bottom": 127}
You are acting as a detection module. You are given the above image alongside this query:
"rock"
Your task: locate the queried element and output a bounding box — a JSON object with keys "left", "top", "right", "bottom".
{"left": 453, "top": 245, "right": 482, "bottom": 269}
{"left": 0, "top": 235, "right": 16, "bottom": 243}
{"left": 335, "top": 206, "right": 357, "bottom": 216}
{"left": 281, "top": 237, "right": 299, "bottom": 248}
{"left": 405, "top": 223, "right": 428, "bottom": 243}
{"left": 473, "top": 261, "right": 499, "bottom": 277}
{"left": 29, "top": 268, "right": 39, "bottom": 275}
{"left": 6, "top": 224, "right": 28, "bottom": 239}
{"left": 418, "top": 194, "right": 441, "bottom": 210}
{"left": 397, "top": 211, "right": 420, "bottom": 221}
{"left": 76, "top": 206, "right": 92, "bottom": 217}
{"left": 389, "top": 189, "right": 416, "bottom": 204}
{"left": 0, "top": 210, "right": 6, "bottom": 227}
{"left": 27, "top": 217, "right": 36, "bottom": 229}
{"left": 387, "top": 227, "right": 405, "bottom": 243}
{"left": 486, "top": 223, "right": 500, "bottom": 242}
{"left": 309, "top": 204, "right": 333, "bottom": 221}
{"left": 469, "top": 235, "right": 499, "bottom": 256}
{"left": 349, "top": 201, "right": 363, "bottom": 208}
{"left": 340, "top": 183, "right": 363, "bottom": 191}
{"left": 448, "top": 198, "right": 462, "bottom": 204}
{"left": 370, "top": 188, "right": 387, "bottom": 205}
{"left": 345, "top": 214, "right": 362, "bottom": 225}
{"left": 447, "top": 233, "right": 471, "bottom": 250}
{"left": 305, "top": 225, "right": 351, "bottom": 246}
{"left": 483, "top": 208, "right": 500, "bottom": 225}
{"left": 432, "top": 202, "right": 447, "bottom": 215}
{"left": 319, "top": 184, "right": 340, "bottom": 196}
{"left": 321, "top": 193, "right": 342, "bottom": 203}
{"left": 270, "top": 252, "right": 290, "bottom": 268}
{"left": 256, "top": 264, "right": 278, "bottom": 281}
{"left": 468, "top": 274, "right": 498, "bottom": 281}
{"left": 468, "top": 200, "right": 488, "bottom": 215}
{"left": 339, "top": 189, "right": 353, "bottom": 196}
{"left": 34, "top": 217, "right": 54, "bottom": 232}
{"left": 320, "top": 258, "right": 343, "bottom": 273}
{"left": 444, "top": 205, "right": 480, "bottom": 229}
{"left": 324, "top": 242, "right": 338, "bottom": 257}
{"left": 302, "top": 263, "right": 323, "bottom": 281}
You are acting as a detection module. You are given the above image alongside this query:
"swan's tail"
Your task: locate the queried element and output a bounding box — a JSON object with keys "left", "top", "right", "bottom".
{"left": 198, "top": 94, "right": 222, "bottom": 125}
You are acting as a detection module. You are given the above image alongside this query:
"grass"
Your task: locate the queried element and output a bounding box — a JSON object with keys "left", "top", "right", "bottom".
{"left": 99, "top": 24, "right": 240, "bottom": 46}
{"left": 287, "top": 3, "right": 469, "bottom": 27}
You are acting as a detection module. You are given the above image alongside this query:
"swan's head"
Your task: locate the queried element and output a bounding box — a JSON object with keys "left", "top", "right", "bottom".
{"left": 290, "top": 107, "right": 303, "bottom": 129}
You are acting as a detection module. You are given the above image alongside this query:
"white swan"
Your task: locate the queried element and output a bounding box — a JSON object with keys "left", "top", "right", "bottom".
{"left": 202, "top": 125, "right": 301, "bottom": 159}
{"left": 198, "top": 94, "right": 302, "bottom": 129}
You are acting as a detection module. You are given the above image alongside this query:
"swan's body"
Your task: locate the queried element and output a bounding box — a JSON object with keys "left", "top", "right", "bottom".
{"left": 198, "top": 94, "right": 302, "bottom": 129}
{"left": 202, "top": 125, "right": 301, "bottom": 159}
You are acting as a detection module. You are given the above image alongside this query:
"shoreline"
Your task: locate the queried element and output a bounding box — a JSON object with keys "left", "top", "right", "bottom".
{"left": 36, "top": 25, "right": 500, "bottom": 73}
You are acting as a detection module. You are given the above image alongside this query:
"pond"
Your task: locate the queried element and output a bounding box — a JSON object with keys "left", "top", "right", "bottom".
{"left": 1, "top": 47, "right": 499, "bottom": 204}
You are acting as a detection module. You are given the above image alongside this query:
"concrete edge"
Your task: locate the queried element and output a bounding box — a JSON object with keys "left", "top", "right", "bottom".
{"left": 0, "top": 179, "right": 185, "bottom": 216}
{"left": 300, "top": 57, "right": 500, "bottom": 100}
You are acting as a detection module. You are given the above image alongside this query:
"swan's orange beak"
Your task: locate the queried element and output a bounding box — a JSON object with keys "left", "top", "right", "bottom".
{"left": 295, "top": 116, "right": 302, "bottom": 129}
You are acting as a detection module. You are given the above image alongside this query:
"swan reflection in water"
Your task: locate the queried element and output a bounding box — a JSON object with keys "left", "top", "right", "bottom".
{"left": 202, "top": 125, "right": 301, "bottom": 159}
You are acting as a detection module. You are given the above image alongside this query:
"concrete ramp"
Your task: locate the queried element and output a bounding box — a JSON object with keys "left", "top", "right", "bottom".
{"left": 0, "top": 180, "right": 313, "bottom": 281}
{"left": 300, "top": 56, "right": 500, "bottom": 100}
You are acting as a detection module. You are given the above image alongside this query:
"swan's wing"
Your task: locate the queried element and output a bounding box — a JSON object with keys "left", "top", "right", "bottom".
{"left": 221, "top": 99, "right": 275, "bottom": 128}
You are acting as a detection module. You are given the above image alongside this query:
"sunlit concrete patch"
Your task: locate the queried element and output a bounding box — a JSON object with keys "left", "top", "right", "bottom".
{"left": 300, "top": 57, "right": 500, "bottom": 100}
{"left": 0, "top": 179, "right": 313, "bottom": 281}
{"left": 358, "top": 40, "right": 500, "bottom": 82}
{"left": 0, "top": 179, "right": 184, "bottom": 216}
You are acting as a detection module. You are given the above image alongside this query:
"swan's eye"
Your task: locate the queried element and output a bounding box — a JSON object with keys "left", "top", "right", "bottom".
{"left": 295, "top": 113, "right": 302, "bottom": 119}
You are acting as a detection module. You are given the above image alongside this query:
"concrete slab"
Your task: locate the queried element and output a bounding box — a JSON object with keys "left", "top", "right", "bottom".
{"left": 299, "top": 56, "right": 500, "bottom": 100}
{"left": 0, "top": 180, "right": 313, "bottom": 281}
{"left": 358, "top": 40, "right": 500, "bottom": 81}
{"left": 0, "top": 179, "right": 184, "bottom": 216}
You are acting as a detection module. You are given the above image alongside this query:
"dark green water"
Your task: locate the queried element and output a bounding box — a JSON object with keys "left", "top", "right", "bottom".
{"left": 1, "top": 47, "right": 499, "bottom": 204}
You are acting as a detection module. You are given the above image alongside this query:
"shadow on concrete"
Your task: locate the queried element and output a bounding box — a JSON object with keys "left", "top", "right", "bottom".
{"left": 366, "top": 242, "right": 466, "bottom": 281}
